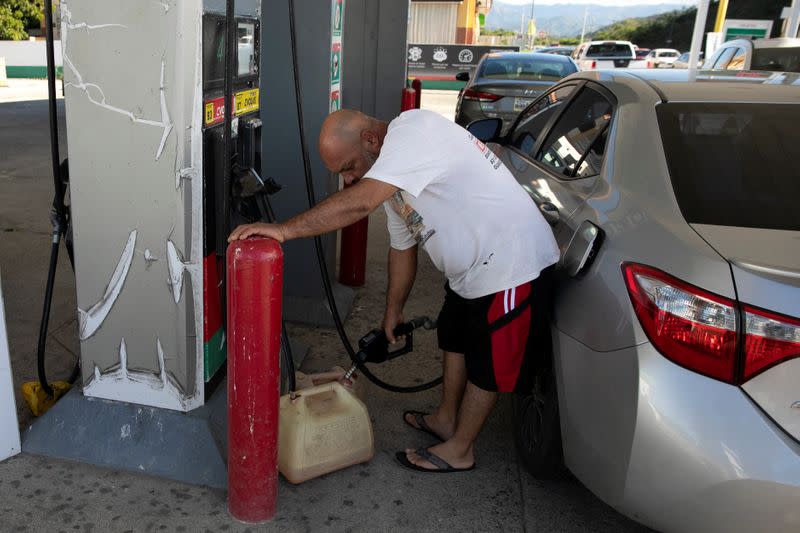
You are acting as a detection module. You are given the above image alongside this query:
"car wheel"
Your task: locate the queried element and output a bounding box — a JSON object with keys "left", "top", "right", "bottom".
{"left": 512, "top": 363, "right": 564, "bottom": 478}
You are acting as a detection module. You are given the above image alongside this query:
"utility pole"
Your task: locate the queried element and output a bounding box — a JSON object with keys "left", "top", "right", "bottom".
{"left": 529, "top": 0, "right": 536, "bottom": 50}
{"left": 580, "top": 7, "right": 588, "bottom": 44}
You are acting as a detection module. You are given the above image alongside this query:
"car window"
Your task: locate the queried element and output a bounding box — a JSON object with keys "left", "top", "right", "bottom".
{"left": 510, "top": 85, "right": 576, "bottom": 158}
{"left": 752, "top": 46, "right": 800, "bottom": 72}
{"left": 536, "top": 87, "right": 613, "bottom": 178}
{"left": 660, "top": 51, "right": 678, "bottom": 58}
{"left": 585, "top": 44, "right": 634, "bottom": 58}
{"left": 726, "top": 47, "right": 746, "bottom": 70}
{"left": 657, "top": 102, "right": 800, "bottom": 231}
{"left": 479, "top": 57, "right": 575, "bottom": 81}
{"left": 711, "top": 47, "right": 736, "bottom": 68}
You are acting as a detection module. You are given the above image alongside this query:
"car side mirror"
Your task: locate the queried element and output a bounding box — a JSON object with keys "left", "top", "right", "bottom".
{"left": 455, "top": 72, "right": 470, "bottom": 82}
{"left": 466, "top": 118, "right": 502, "bottom": 143}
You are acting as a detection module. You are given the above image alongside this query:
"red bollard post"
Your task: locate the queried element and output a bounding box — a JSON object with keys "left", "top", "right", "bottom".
{"left": 401, "top": 85, "right": 416, "bottom": 112}
{"left": 339, "top": 182, "right": 368, "bottom": 287}
{"left": 411, "top": 78, "right": 422, "bottom": 109}
{"left": 226, "top": 238, "right": 283, "bottom": 523}
{"left": 339, "top": 197, "right": 369, "bottom": 287}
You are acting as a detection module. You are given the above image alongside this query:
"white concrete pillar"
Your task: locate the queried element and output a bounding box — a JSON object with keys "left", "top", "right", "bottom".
{"left": 786, "top": 0, "right": 800, "bottom": 38}
{"left": 0, "top": 269, "right": 21, "bottom": 462}
{"left": 688, "top": 0, "right": 711, "bottom": 79}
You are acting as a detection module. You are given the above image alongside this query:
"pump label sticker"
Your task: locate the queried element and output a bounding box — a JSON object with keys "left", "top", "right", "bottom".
{"left": 203, "top": 89, "right": 260, "bottom": 127}
{"left": 204, "top": 98, "right": 224, "bottom": 126}
{"left": 235, "top": 89, "right": 260, "bottom": 116}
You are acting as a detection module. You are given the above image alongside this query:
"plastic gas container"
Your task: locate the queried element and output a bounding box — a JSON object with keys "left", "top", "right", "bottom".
{"left": 278, "top": 380, "right": 374, "bottom": 484}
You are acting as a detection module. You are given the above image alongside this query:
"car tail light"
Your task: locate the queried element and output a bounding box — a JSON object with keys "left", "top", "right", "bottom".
{"left": 462, "top": 88, "right": 501, "bottom": 102}
{"left": 647, "top": 60, "right": 653, "bottom": 69}
{"left": 623, "top": 263, "right": 800, "bottom": 384}
{"left": 591, "top": 60, "right": 597, "bottom": 69}
{"left": 743, "top": 306, "right": 800, "bottom": 381}
{"left": 623, "top": 263, "right": 737, "bottom": 383}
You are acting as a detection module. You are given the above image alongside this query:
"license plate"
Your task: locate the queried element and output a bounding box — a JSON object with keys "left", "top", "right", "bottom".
{"left": 514, "top": 97, "right": 532, "bottom": 112}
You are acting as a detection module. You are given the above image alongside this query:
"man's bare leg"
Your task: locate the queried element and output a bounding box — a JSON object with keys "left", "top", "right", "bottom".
{"left": 405, "top": 381, "right": 497, "bottom": 469}
{"left": 404, "top": 351, "right": 466, "bottom": 440}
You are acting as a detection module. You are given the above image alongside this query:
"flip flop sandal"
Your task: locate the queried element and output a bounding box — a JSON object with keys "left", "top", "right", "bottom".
{"left": 402, "top": 410, "right": 445, "bottom": 442}
{"left": 395, "top": 447, "right": 476, "bottom": 474}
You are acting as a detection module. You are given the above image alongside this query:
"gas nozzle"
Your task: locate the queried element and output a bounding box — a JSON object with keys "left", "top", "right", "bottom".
{"left": 342, "top": 317, "right": 437, "bottom": 382}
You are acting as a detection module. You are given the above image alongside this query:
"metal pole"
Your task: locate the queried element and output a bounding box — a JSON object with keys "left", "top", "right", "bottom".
{"left": 786, "top": 0, "right": 800, "bottom": 38}
{"left": 580, "top": 7, "right": 588, "bottom": 44}
{"left": 688, "top": 0, "right": 711, "bottom": 80}
{"left": 713, "top": 0, "right": 728, "bottom": 33}
{"left": 529, "top": 0, "right": 536, "bottom": 49}
{"left": 222, "top": 0, "right": 235, "bottom": 254}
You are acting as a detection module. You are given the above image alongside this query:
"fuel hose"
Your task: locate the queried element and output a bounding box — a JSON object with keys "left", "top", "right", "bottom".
{"left": 286, "top": 0, "right": 441, "bottom": 393}
{"left": 36, "top": 0, "right": 79, "bottom": 397}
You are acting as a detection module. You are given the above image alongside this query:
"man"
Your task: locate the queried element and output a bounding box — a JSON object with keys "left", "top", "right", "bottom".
{"left": 228, "top": 108, "right": 559, "bottom": 473}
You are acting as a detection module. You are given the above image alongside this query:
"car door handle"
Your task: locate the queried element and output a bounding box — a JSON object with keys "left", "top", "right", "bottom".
{"left": 539, "top": 202, "right": 559, "bottom": 226}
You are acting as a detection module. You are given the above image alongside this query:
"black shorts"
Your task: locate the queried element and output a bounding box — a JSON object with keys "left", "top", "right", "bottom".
{"left": 436, "top": 267, "right": 554, "bottom": 393}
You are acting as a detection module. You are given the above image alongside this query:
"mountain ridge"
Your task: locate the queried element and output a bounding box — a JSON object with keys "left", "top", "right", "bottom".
{"left": 485, "top": 2, "right": 689, "bottom": 37}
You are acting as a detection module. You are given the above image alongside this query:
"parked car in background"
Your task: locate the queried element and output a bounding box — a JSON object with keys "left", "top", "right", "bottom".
{"left": 645, "top": 48, "right": 681, "bottom": 67}
{"left": 466, "top": 68, "right": 800, "bottom": 533}
{"left": 634, "top": 47, "right": 651, "bottom": 60}
{"left": 540, "top": 46, "right": 576, "bottom": 57}
{"left": 704, "top": 37, "right": 800, "bottom": 72}
{"left": 673, "top": 51, "right": 704, "bottom": 68}
{"left": 454, "top": 52, "right": 578, "bottom": 135}
{"left": 572, "top": 40, "right": 648, "bottom": 70}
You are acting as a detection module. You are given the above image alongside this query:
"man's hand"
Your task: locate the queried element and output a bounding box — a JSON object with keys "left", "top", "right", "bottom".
{"left": 382, "top": 307, "right": 405, "bottom": 344}
{"left": 227, "top": 222, "right": 287, "bottom": 243}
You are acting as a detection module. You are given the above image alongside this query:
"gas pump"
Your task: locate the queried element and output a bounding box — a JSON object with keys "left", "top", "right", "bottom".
{"left": 200, "top": 8, "right": 264, "bottom": 389}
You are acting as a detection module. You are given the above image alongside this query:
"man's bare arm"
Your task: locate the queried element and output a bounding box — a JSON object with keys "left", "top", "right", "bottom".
{"left": 228, "top": 178, "right": 397, "bottom": 242}
{"left": 383, "top": 245, "right": 418, "bottom": 342}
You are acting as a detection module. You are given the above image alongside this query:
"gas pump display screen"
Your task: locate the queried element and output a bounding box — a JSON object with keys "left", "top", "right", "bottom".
{"left": 203, "top": 15, "right": 259, "bottom": 88}
{"left": 237, "top": 22, "right": 256, "bottom": 76}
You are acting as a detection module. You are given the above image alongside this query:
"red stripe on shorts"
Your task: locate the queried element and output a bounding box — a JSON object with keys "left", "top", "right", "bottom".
{"left": 489, "top": 282, "right": 533, "bottom": 392}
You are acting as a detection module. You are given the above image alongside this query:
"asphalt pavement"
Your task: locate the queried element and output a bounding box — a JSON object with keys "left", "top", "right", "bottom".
{"left": 0, "top": 83, "right": 647, "bottom": 532}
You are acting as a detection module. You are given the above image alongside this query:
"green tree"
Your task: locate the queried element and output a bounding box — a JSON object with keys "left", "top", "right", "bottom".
{"left": 0, "top": 0, "right": 44, "bottom": 40}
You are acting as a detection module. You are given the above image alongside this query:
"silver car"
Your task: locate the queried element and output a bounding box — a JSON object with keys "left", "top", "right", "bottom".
{"left": 468, "top": 69, "right": 800, "bottom": 532}
{"left": 454, "top": 52, "right": 578, "bottom": 136}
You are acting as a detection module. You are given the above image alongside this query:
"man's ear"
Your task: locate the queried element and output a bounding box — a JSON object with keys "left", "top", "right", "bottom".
{"left": 361, "top": 128, "right": 378, "bottom": 148}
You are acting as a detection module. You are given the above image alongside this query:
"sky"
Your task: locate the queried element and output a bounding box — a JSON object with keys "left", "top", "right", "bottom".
{"left": 498, "top": 0, "right": 694, "bottom": 5}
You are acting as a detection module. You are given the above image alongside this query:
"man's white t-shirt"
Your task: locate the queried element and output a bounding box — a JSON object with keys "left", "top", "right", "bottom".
{"left": 365, "top": 109, "right": 559, "bottom": 299}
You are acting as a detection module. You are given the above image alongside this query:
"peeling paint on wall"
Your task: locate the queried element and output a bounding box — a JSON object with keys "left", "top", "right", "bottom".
{"left": 166, "top": 240, "right": 187, "bottom": 305}
{"left": 143, "top": 249, "right": 158, "bottom": 268}
{"left": 61, "top": 5, "right": 173, "bottom": 160}
{"left": 175, "top": 167, "right": 197, "bottom": 190}
{"left": 84, "top": 338, "right": 193, "bottom": 412}
{"left": 78, "top": 230, "right": 136, "bottom": 340}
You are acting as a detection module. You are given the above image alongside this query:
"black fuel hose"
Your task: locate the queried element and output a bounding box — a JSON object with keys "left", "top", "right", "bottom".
{"left": 37, "top": 0, "right": 79, "bottom": 396}
{"left": 256, "top": 194, "right": 297, "bottom": 394}
{"left": 286, "top": 0, "right": 441, "bottom": 393}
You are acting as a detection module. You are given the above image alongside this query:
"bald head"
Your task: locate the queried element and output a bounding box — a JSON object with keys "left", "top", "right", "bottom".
{"left": 319, "top": 108, "right": 387, "bottom": 185}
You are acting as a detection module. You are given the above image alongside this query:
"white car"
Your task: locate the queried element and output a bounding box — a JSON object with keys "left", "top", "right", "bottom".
{"left": 704, "top": 37, "right": 800, "bottom": 72}
{"left": 646, "top": 48, "right": 680, "bottom": 68}
{"left": 672, "top": 51, "right": 704, "bottom": 69}
{"left": 571, "top": 40, "right": 648, "bottom": 70}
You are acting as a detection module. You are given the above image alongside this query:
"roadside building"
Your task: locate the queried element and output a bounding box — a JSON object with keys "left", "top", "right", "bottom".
{"left": 407, "top": 0, "right": 492, "bottom": 45}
